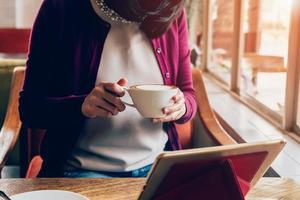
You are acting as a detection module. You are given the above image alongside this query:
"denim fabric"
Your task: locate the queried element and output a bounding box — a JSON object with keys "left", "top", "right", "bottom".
{"left": 63, "top": 164, "right": 152, "bottom": 178}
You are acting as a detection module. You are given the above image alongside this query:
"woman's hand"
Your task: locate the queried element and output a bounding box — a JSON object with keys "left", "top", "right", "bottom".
{"left": 153, "top": 89, "right": 186, "bottom": 123}
{"left": 82, "top": 78, "right": 127, "bottom": 118}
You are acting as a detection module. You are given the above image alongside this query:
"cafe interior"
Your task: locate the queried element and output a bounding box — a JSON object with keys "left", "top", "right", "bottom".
{"left": 0, "top": 0, "right": 300, "bottom": 199}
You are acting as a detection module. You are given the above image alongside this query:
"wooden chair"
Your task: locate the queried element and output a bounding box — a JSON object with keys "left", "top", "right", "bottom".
{"left": 243, "top": 53, "right": 286, "bottom": 86}
{"left": 0, "top": 67, "right": 25, "bottom": 177}
{"left": 0, "top": 67, "right": 236, "bottom": 178}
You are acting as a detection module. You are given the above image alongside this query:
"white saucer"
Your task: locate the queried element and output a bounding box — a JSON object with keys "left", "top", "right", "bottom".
{"left": 10, "top": 190, "right": 89, "bottom": 200}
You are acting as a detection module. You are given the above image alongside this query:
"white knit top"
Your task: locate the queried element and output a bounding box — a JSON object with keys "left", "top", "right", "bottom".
{"left": 65, "top": 0, "right": 168, "bottom": 172}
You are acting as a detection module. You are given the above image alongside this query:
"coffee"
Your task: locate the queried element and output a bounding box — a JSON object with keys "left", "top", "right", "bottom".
{"left": 122, "top": 84, "right": 178, "bottom": 118}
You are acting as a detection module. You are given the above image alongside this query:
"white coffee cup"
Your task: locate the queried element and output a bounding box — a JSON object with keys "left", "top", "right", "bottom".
{"left": 122, "top": 84, "right": 178, "bottom": 118}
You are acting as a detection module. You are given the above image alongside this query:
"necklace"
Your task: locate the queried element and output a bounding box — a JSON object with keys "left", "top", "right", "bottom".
{"left": 95, "top": 0, "right": 132, "bottom": 24}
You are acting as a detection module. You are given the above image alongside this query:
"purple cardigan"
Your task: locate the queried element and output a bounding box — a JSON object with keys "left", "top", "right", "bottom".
{"left": 19, "top": 0, "right": 196, "bottom": 177}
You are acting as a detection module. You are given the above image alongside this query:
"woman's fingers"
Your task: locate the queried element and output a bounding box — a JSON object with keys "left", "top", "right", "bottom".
{"left": 117, "top": 78, "right": 128, "bottom": 86}
{"left": 104, "top": 82, "right": 125, "bottom": 97}
{"left": 164, "top": 90, "right": 185, "bottom": 116}
{"left": 102, "top": 91, "right": 125, "bottom": 111}
{"left": 93, "top": 85, "right": 125, "bottom": 111}
{"left": 93, "top": 106, "right": 113, "bottom": 118}
{"left": 153, "top": 110, "right": 183, "bottom": 123}
{"left": 89, "top": 96, "right": 119, "bottom": 115}
{"left": 163, "top": 98, "right": 185, "bottom": 115}
{"left": 172, "top": 90, "right": 184, "bottom": 103}
{"left": 152, "top": 90, "right": 186, "bottom": 123}
{"left": 82, "top": 101, "right": 112, "bottom": 118}
{"left": 82, "top": 79, "right": 128, "bottom": 118}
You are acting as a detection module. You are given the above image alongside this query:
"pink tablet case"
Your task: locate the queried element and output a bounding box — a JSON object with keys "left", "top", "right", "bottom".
{"left": 152, "top": 151, "right": 268, "bottom": 200}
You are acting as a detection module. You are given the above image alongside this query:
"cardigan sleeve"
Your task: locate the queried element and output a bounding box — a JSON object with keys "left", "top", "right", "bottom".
{"left": 175, "top": 9, "right": 197, "bottom": 124}
{"left": 19, "top": 0, "right": 87, "bottom": 129}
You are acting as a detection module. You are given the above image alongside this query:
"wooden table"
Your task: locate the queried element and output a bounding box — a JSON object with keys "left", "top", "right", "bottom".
{"left": 0, "top": 178, "right": 300, "bottom": 200}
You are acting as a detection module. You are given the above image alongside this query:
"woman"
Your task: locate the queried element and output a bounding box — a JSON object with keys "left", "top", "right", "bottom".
{"left": 19, "top": 0, "right": 196, "bottom": 178}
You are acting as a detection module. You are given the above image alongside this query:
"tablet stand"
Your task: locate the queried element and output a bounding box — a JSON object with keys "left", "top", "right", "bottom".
{"left": 152, "top": 152, "right": 268, "bottom": 200}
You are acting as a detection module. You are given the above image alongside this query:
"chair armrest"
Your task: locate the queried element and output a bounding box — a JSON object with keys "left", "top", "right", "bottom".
{"left": 192, "top": 68, "right": 237, "bottom": 145}
{"left": 0, "top": 126, "right": 21, "bottom": 171}
{"left": 0, "top": 67, "right": 25, "bottom": 173}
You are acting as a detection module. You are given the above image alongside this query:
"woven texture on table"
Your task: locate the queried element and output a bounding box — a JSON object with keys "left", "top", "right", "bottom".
{"left": 0, "top": 178, "right": 300, "bottom": 200}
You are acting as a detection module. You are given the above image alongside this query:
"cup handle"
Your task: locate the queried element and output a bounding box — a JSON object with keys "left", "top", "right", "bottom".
{"left": 121, "top": 87, "right": 135, "bottom": 107}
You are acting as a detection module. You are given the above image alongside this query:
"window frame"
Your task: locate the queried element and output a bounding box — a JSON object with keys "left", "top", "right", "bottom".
{"left": 284, "top": 0, "right": 300, "bottom": 133}
{"left": 201, "top": 0, "right": 300, "bottom": 135}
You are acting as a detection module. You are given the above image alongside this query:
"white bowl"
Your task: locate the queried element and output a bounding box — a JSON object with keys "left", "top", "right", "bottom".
{"left": 10, "top": 190, "right": 89, "bottom": 200}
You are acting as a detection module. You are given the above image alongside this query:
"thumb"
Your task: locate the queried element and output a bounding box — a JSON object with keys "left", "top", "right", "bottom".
{"left": 117, "top": 78, "right": 128, "bottom": 86}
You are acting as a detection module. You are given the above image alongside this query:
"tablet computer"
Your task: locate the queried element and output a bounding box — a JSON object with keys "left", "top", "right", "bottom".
{"left": 138, "top": 140, "right": 285, "bottom": 200}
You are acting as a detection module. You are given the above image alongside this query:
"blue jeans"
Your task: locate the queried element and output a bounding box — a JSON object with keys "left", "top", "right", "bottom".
{"left": 63, "top": 164, "right": 152, "bottom": 178}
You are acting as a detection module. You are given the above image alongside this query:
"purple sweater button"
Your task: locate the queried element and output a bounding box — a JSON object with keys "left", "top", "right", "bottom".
{"left": 156, "top": 48, "right": 162, "bottom": 54}
{"left": 165, "top": 72, "right": 170, "bottom": 78}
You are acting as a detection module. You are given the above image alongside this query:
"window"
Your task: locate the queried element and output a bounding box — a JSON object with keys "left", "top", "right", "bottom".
{"left": 185, "top": 1, "right": 203, "bottom": 45}
{"left": 240, "top": 0, "right": 292, "bottom": 116}
{"left": 201, "top": 0, "right": 300, "bottom": 135}
{"left": 208, "top": 0, "right": 235, "bottom": 84}
{"left": 185, "top": 0, "right": 204, "bottom": 68}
